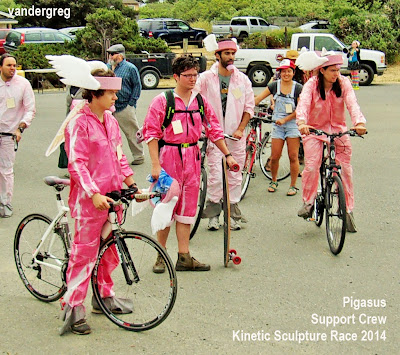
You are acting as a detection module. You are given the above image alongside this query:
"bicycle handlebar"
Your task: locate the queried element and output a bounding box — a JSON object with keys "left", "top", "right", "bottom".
{"left": 309, "top": 128, "right": 366, "bottom": 139}
{"left": 106, "top": 188, "right": 162, "bottom": 204}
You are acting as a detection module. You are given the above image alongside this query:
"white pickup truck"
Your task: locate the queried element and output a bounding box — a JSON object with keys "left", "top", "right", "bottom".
{"left": 212, "top": 16, "right": 279, "bottom": 41}
{"left": 234, "top": 33, "right": 387, "bottom": 86}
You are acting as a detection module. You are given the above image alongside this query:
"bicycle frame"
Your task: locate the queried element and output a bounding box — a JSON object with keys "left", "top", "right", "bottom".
{"left": 30, "top": 197, "right": 70, "bottom": 273}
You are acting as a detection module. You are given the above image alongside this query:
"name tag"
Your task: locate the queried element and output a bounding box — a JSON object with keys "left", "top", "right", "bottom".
{"left": 285, "top": 104, "right": 293, "bottom": 114}
{"left": 172, "top": 120, "right": 183, "bottom": 135}
{"left": 116, "top": 144, "right": 123, "bottom": 161}
{"left": 6, "top": 97, "right": 16, "bottom": 109}
{"left": 232, "top": 87, "right": 243, "bottom": 100}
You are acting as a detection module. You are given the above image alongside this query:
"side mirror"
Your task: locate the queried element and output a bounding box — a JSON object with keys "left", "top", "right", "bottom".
{"left": 342, "top": 47, "right": 349, "bottom": 54}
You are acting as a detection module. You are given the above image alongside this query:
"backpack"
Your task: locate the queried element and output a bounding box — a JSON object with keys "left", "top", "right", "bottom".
{"left": 158, "top": 90, "right": 206, "bottom": 149}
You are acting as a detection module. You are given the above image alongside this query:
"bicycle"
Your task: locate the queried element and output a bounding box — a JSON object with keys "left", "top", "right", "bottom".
{"left": 14, "top": 176, "right": 177, "bottom": 331}
{"left": 190, "top": 135, "right": 208, "bottom": 240}
{"left": 308, "top": 129, "right": 364, "bottom": 255}
{"left": 241, "top": 107, "right": 291, "bottom": 199}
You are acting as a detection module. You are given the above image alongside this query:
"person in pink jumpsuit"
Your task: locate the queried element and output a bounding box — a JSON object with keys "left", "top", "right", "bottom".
{"left": 195, "top": 39, "right": 254, "bottom": 231}
{"left": 296, "top": 53, "right": 367, "bottom": 232}
{"left": 0, "top": 54, "right": 35, "bottom": 217}
{"left": 143, "top": 55, "right": 237, "bottom": 272}
{"left": 61, "top": 69, "right": 138, "bottom": 335}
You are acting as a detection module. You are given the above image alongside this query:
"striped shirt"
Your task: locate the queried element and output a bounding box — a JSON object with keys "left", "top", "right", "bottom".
{"left": 110, "top": 59, "right": 141, "bottom": 112}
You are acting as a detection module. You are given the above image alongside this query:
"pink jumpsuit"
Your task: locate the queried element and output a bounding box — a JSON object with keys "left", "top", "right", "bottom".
{"left": 0, "top": 74, "right": 35, "bottom": 207}
{"left": 63, "top": 104, "right": 133, "bottom": 311}
{"left": 195, "top": 63, "right": 254, "bottom": 204}
{"left": 296, "top": 76, "right": 366, "bottom": 211}
{"left": 143, "top": 91, "right": 224, "bottom": 225}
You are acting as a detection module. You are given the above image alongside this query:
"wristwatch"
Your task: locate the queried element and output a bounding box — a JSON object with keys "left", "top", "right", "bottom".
{"left": 18, "top": 126, "right": 25, "bottom": 134}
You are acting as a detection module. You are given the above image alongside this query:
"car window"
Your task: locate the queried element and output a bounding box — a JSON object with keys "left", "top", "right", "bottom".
{"left": 177, "top": 21, "right": 189, "bottom": 30}
{"left": 297, "top": 36, "right": 310, "bottom": 50}
{"left": 42, "top": 32, "right": 56, "bottom": 41}
{"left": 231, "top": 19, "right": 246, "bottom": 26}
{"left": 26, "top": 33, "right": 42, "bottom": 41}
{"left": 138, "top": 21, "right": 150, "bottom": 31}
{"left": 153, "top": 21, "right": 164, "bottom": 30}
{"left": 250, "top": 19, "right": 258, "bottom": 26}
{"left": 54, "top": 33, "right": 70, "bottom": 41}
{"left": 314, "top": 36, "right": 342, "bottom": 51}
{"left": 166, "top": 21, "right": 180, "bottom": 29}
{"left": 259, "top": 19, "right": 269, "bottom": 26}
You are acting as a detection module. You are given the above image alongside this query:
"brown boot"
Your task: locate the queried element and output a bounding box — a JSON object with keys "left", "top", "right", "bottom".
{"left": 152, "top": 253, "right": 166, "bottom": 274}
{"left": 175, "top": 252, "right": 210, "bottom": 271}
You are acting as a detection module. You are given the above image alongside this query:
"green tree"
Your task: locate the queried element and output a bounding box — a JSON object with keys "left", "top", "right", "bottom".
{"left": 0, "top": 0, "right": 19, "bottom": 13}
{"left": 12, "top": 0, "right": 137, "bottom": 28}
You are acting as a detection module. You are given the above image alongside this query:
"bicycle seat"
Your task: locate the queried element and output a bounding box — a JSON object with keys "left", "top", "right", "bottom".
{"left": 44, "top": 176, "right": 70, "bottom": 187}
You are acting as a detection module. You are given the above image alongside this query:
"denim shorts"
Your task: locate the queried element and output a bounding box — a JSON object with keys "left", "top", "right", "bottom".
{"left": 271, "top": 120, "right": 301, "bottom": 140}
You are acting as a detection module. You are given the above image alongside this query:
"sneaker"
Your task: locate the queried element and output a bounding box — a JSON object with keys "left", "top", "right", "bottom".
{"left": 207, "top": 216, "right": 220, "bottom": 231}
{"left": 346, "top": 212, "right": 357, "bottom": 233}
{"left": 152, "top": 253, "right": 166, "bottom": 274}
{"left": 131, "top": 157, "right": 145, "bottom": 165}
{"left": 230, "top": 217, "right": 241, "bottom": 231}
{"left": 71, "top": 319, "right": 91, "bottom": 335}
{"left": 297, "top": 203, "right": 313, "bottom": 219}
{"left": 175, "top": 252, "right": 210, "bottom": 271}
{"left": 0, "top": 204, "right": 12, "bottom": 218}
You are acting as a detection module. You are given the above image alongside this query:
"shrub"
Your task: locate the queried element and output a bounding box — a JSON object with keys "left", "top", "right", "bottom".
{"left": 242, "top": 28, "right": 302, "bottom": 49}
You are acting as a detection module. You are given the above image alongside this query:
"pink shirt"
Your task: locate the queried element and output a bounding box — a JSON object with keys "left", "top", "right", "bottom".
{"left": 143, "top": 91, "right": 224, "bottom": 144}
{"left": 296, "top": 75, "right": 366, "bottom": 133}
{"left": 0, "top": 74, "right": 35, "bottom": 133}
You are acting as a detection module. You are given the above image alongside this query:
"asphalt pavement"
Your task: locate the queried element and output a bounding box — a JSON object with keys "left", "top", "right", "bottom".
{"left": 0, "top": 82, "right": 399, "bottom": 354}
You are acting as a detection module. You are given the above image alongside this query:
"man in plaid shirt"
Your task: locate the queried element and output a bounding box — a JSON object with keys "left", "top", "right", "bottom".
{"left": 107, "top": 44, "right": 144, "bottom": 165}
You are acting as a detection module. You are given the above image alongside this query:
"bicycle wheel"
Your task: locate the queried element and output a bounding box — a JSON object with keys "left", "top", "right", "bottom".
{"left": 92, "top": 231, "right": 177, "bottom": 331}
{"left": 314, "top": 168, "right": 326, "bottom": 227}
{"left": 325, "top": 175, "right": 347, "bottom": 255}
{"left": 190, "top": 167, "right": 207, "bottom": 240}
{"left": 259, "top": 134, "right": 290, "bottom": 181}
{"left": 14, "top": 214, "right": 68, "bottom": 302}
{"left": 240, "top": 143, "right": 254, "bottom": 200}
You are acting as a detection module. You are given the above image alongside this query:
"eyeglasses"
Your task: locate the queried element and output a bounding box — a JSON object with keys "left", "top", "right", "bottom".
{"left": 180, "top": 73, "right": 198, "bottom": 78}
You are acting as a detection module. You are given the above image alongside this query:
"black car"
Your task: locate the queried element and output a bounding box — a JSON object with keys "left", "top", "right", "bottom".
{"left": 138, "top": 18, "right": 207, "bottom": 48}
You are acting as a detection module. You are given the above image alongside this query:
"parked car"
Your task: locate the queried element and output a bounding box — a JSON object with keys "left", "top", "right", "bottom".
{"left": 213, "top": 16, "right": 279, "bottom": 41}
{"left": 59, "top": 26, "right": 85, "bottom": 39}
{"left": 0, "top": 28, "right": 11, "bottom": 54}
{"left": 4, "top": 28, "right": 72, "bottom": 52}
{"left": 137, "top": 18, "right": 207, "bottom": 48}
{"left": 234, "top": 33, "right": 386, "bottom": 86}
{"left": 126, "top": 51, "right": 207, "bottom": 89}
{"left": 299, "top": 20, "right": 330, "bottom": 32}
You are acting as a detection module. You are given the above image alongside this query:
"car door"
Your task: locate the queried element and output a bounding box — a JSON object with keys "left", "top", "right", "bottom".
{"left": 258, "top": 18, "right": 272, "bottom": 31}
{"left": 165, "top": 21, "right": 183, "bottom": 46}
{"left": 177, "top": 21, "right": 194, "bottom": 43}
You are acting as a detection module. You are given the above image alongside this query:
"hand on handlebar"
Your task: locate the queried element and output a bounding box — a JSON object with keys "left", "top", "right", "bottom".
{"left": 232, "top": 129, "right": 244, "bottom": 140}
{"left": 351, "top": 125, "right": 367, "bottom": 136}
{"left": 92, "top": 193, "right": 114, "bottom": 211}
{"left": 298, "top": 124, "right": 315, "bottom": 135}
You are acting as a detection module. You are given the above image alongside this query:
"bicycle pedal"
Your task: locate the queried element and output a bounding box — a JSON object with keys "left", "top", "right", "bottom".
{"left": 306, "top": 217, "right": 316, "bottom": 222}
{"left": 250, "top": 172, "right": 256, "bottom": 178}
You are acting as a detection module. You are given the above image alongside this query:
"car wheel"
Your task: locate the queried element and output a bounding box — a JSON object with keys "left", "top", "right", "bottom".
{"left": 238, "top": 32, "right": 248, "bottom": 43}
{"left": 247, "top": 65, "right": 272, "bottom": 87}
{"left": 359, "top": 64, "right": 374, "bottom": 86}
{"left": 197, "top": 35, "right": 204, "bottom": 48}
{"left": 141, "top": 70, "right": 160, "bottom": 90}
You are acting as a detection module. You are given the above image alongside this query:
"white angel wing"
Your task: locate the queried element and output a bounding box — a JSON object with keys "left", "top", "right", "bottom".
{"left": 45, "top": 100, "right": 86, "bottom": 157}
{"left": 320, "top": 47, "right": 336, "bottom": 57}
{"left": 203, "top": 34, "right": 219, "bottom": 52}
{"left": 295, "top": 51, "right": 328, "bottom": 71}
{"left": 46, "top": 55, "right": 101, "bottom": 90}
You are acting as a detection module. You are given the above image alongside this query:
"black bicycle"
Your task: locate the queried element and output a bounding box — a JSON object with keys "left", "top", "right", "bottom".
{"left": 14, "top": 177, "right": 177, "bottom": 331}
{"left": 309, "top": 129, "right": 364, "bottom": 255}
{"left": 190, "top": 135, "right": 208, "bottom": 240}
